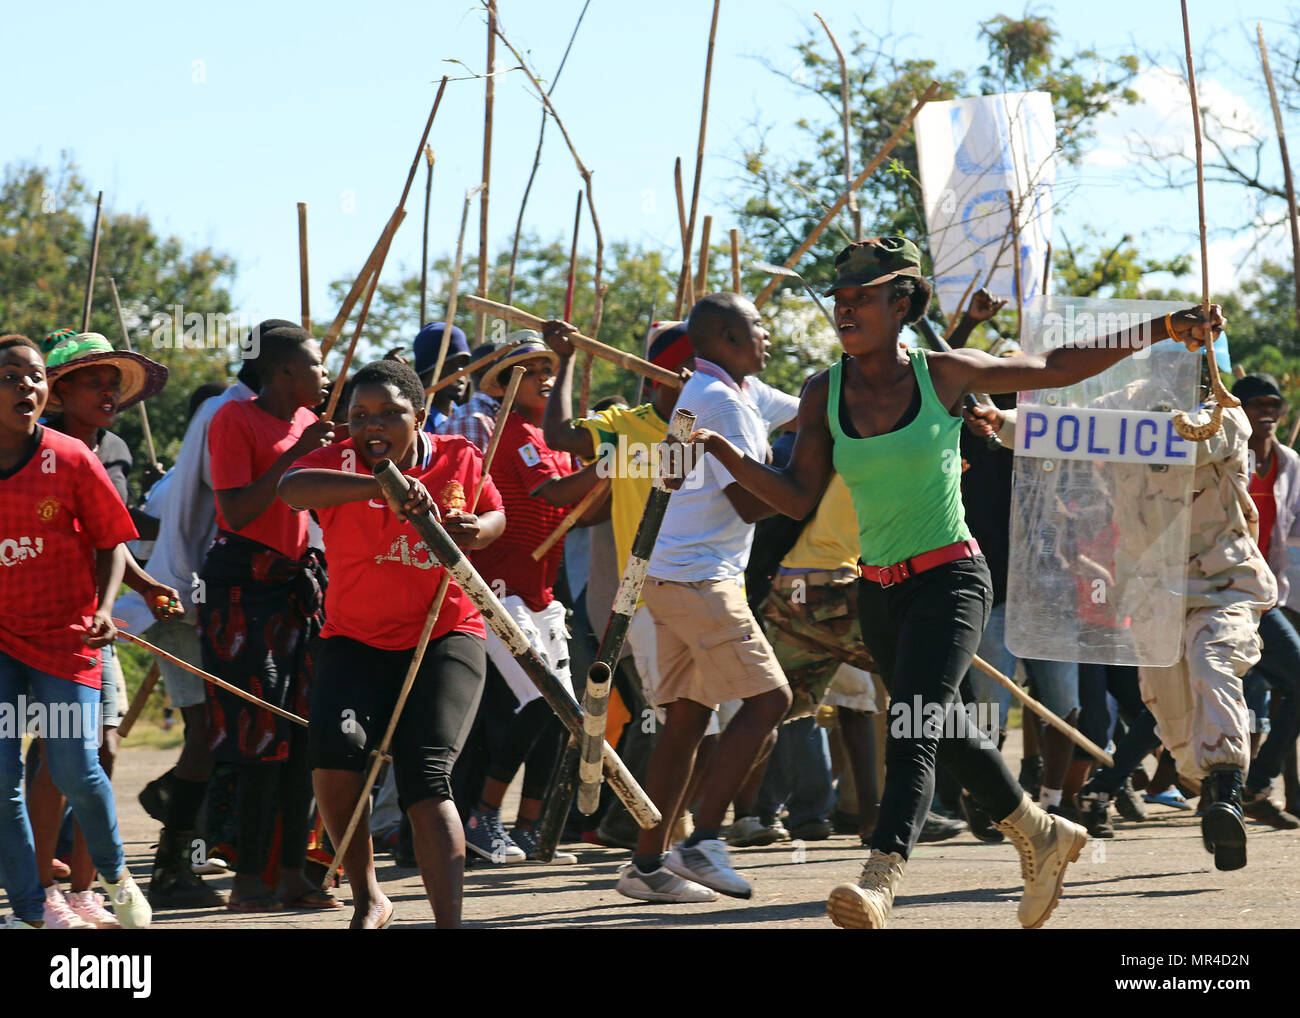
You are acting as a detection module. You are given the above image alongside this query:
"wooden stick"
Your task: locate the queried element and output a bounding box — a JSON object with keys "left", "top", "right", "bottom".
{"left": 321, "top": 79, "right": 448, "bottom": 356}
{"left": 323, "top": 212, "right": 406, "bottom": 422}
{"left": 462, "top": 295, "right": 684, "bottom": 388}
{"left": 425, "top": 341, "right": 521, "bottom": 398}
{"left": 419, "top": 147, "right": 435, "bottom": 326}
{"left": 754, "top": 82, "right": 941, "bottom": 308}
{"left": 1042, "top": 240, "right": 1053, "bottom": 294}
{"left": 1289, "top": 414, "right": 1300, "bottom": 448}
{"left": 1007, "top": 190, "right": 1023, "bottom": 344}
{"left": 324, "top": 370, "right": 525, "bottom": 884}
{"left": 475, "top": 1, "right": 497, "bottom": 346}
{"left": 564, "top": 191, "right": 582, "bottom": 321}
{"left": 730, "top": 228, "right": 741, "bottom": 293}
{"left": 423, "top": 183, "right": 484, "bottom": 419}
{"left": 116, "top": 630, "right": 308, "bottom": 728}
{"left": 695, "top": 214, "right": 713, "bottom": 297}
{"left": 970, "top": 654, "right": 1113, "bottom": 766}
{"left": 106, "top": 277, "right": 159, "bottom": 469}
{"left": 815, "top": 11, "right": 860, "bottom": 242}
{"left": 1258, "top": 23, "right": 1300, "bottom": 329}
{"left": 942, "top": 270, "right": 982, "bottom": 342}
{"left": 532, "top": 477, "right": 610, "bottom": 561}
{"left": 673, "top": 158, "right": 695, "bottom": 315}
{"left": 298, "top": 202, "right": 311, "bottom": 332}
{"left": 677, "top": 0, "right": 721, "bottom": 321}
{"left": 117, "top": 663, "right": 160, "bottom": 739}
{"left": 81, "top": 191, "right": 104, "bottom": 332}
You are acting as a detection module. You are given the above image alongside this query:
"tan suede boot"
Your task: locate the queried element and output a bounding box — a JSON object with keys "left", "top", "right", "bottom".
{"left": 994, "top": 792, "right": 1089, "bottom": 929}
{"left": 826, "top": 849, "right": 906, "bottom": 929}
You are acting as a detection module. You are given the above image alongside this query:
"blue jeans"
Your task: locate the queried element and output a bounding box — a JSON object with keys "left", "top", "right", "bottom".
{"left": 1246, "top": 609, "right": 1300, "bottom": 793}
{"left": 0, "top": 650, "right": 124, "bottom": 922}
{"left": 756, "top": 716, "right": 834, "bottom": 827}
{"left": 968, "top": 602, "right": 1079, "bottom": 728}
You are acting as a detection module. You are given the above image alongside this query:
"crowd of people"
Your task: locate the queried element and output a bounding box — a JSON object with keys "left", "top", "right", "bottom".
{"left": 1, "top": 233, "right": 1296, "bottom": 931}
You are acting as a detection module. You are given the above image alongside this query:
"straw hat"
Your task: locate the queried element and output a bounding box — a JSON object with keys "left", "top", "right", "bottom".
{"left": 44, "top": 332, "right": 169, "bottom": 412}
{"left": 479, "top": 331, "right": 559, "bottom": 398}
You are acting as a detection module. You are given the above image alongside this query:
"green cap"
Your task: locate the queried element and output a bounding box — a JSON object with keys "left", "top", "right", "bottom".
{"left": 824, "top": 237, "right": 925, "bottom": 294}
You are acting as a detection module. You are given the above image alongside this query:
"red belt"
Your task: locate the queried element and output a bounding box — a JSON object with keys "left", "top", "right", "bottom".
{"left": 860, "top": 539, "right": 981, "bottom": 588}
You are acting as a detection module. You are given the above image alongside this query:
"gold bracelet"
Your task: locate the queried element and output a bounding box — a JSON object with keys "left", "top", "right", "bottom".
{"left": 1164, "top": 312, "right": 1177, "bottom": 342}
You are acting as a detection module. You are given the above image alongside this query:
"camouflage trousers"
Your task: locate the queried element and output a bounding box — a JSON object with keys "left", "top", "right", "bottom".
{"left": 1138, "top": 601, "right": 1262, "bottom": 778}
{"left": 758, "top": 573, "right": 878, "bottom": 722}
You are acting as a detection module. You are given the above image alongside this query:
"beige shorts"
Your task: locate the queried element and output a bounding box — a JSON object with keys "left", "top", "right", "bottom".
{"left": 642, "top": 576, "right": 788, "bottom": 711}
{"left": 627, "top": 605, "right": 720, "bottom": 735}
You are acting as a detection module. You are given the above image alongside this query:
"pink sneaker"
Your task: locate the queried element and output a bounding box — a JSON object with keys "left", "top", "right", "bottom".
{"left": 67, "top": 890, "right": 120, "bottom": 929}
{"left": 42, "top": 884, "right": 91, "bottom": 929}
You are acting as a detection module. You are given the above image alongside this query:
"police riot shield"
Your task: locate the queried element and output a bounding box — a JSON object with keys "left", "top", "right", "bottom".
{"left": 1004, "top": 296, "right": 1202, "bottom": 667}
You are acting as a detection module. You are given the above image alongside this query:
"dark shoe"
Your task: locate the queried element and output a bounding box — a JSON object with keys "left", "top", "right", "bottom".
{"left": 147, "top": 828, "right": 227, "bottom": 908}
{"left": 1113, "top": 778, "right": 1147, "bottom": 822}
{"left": 1077, "top": 790, "right": 1114, "bottom": 839}
{"left": 138, "top": 768, "right": 177, "bottom": 824}
{"left": 1129, "top": 766, "right": 1150, "bottom": 792}
{"left": 1242, "top": 791, "right": 1300, "bottom": 830}
{"left": 917, "top": 811, "right": 967, "bottom": 843}
{"left": 786, "top": 818, "right": 833, "bottom": 842}
{"left": 1201, "top": 769, "right": 1247, "bottom": 871}
{"left": 959, "top": 791, "right": 1004, "bottom": 844}
{"left": 1018, "top": 756, "right": 1043, "bottom": 799}
{"left": 831, "top": 809, "right": 860, "bottom": 835}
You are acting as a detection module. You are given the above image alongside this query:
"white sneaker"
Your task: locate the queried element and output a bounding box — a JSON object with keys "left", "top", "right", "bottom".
{"left": 67, "top": 890, "right": 121, "bottom": 929}
{"left": 3, "top": 915, "right": 39, "bottom": 928}
{"left": 42, "top": 884, "right": 91, "bottom": 929}
{"left": 615, "top": 863, "right": 717, "bottom": 903}
{"left": 99, "top": 872, "right": 152, "bottom": 929}
{"left": 665, "top": 839, "right": 752, "bottom": 899}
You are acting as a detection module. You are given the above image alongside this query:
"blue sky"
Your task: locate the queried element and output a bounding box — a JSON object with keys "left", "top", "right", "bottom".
{"left": 5, "top": 0, "right": 1295, "bottom": 330}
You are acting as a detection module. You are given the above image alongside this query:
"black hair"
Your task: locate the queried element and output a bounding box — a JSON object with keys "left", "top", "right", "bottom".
{"left": 889, "top": 276, "right": 931, "bottom": 325}
{"left": 0, "top": 334, "right": 41, "bottom": 356}
{"left": 592, "top": 394, "right": 628, "bottom": 412}
{"left": 254, "top": 325, "right": 314, "bottom": 378}
{"left": 188, "top": 381, "right": 226, "bottom": 419}
{"left": 350, "top": 359, "right": 425, "bottom": 412}
{"left": 237, "top": 318, "right": 299, "bottom": 389}
{"left": 469, "top": 342, "right": 498, "bottom": 383}
{"left": 686, "top": 292, "right": 751, "bottom": 351}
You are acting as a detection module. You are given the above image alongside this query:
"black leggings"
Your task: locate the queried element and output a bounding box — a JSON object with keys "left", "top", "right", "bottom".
{"left": 856, "top": 557, "right": 1024, "bottom": 859}
{"left": 486, "top": 676, "right": 565, "bottom": 800}
{"left": 309, "top": 632, "right": 486, "bottom": 808}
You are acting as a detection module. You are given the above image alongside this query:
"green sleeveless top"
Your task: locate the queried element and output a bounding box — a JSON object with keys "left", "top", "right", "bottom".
{"left": 828, "top": 348, "right": 972, "bottom": 566}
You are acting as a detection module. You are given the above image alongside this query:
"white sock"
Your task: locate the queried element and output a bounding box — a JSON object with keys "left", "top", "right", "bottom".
{"left": 1039, "top": 787, "right": 1063, "bottom": 809}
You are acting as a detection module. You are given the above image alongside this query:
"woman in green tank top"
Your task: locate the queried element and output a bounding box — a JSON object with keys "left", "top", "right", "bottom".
{"left": 674, "top": 236, "right": 1221, "bottom": 930}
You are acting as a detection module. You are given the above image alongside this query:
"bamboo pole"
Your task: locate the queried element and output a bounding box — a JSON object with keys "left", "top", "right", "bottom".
{"left": 695, "top": 215, "right": 713, "bottom": 297}
{"left": 298, "top": 202, "right": 311, "bottom": 332}
{"left": 674, "top": 157, "right": 694, "bottom": 312}
{"left": 116, "top": 630, "right": 308, "bottom": 728}
{"left": 117, "top": 663, "right": 160, "bottom": 739}
{"left": 730, "top": 228, "right": 741, "bottom": 293}
{"left": 675, "top": 2, "right": 722, "bottom": 317}
{"left": 754, "top": 82, "right": 941, "bottom": 308}
{"left": 81, "top": 191, "right": 104, "bottom": 332}
{"left": 814, "top": 11, "right": 860, "bottom": 241}
{"left": 419, "top": 147, "right": 435, "bottom": 326}
{"left": 462, "top": 295, "right": 684, "bottom": 387}
{"left": 424, "top": 183, "right": 485, "bottom": 418}
{"left": 106, "top": 277, "right": 159, "bottom": 469}
{"left": 1258, "top": 24, "right": 1300, "bottom": 329}
{"left": 322, "top": 367, "right": 524, "bottom": 886}
{"left": 475, "top": 1, "right": 497, "bottom": 346}
{"left": 531, "top": 478, "right": 610, "bottom": 561}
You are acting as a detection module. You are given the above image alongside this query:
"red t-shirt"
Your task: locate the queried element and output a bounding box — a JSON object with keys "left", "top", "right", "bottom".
{"left": 471, "top": 411, "right": 574, "bottom": 612}
{"left": 0, "top": 428, "right": 137, "bottom": 687}
{"left": 292, "top": 434, "right": 504, "bottom": 648}
{"left": 209, "top": 400, "right": 317, "bottom": 559}
{"left": 1250, "top": 451, "right": 1279, "bottom": 561}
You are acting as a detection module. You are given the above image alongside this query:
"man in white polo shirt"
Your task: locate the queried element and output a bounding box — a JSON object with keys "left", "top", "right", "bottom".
{"left": 616, "top": 292, "right": 799, "bottom": 904}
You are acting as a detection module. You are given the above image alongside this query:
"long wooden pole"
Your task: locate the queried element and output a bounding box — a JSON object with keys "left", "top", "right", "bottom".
{"left": 462, "top": 295, "right": 683, "bottom": 388}
{"left": 81, "top": 191, "right": 104, "bottom": 332}
{"left": 730, "top": 228, "right": 741, "bottom": 293}
{"left": 564, "top": 191, "right": 582, "bottom": 321}
{"left": 815, "top": 11, "right": 860, "bottom": 242}
{"left": 695, "top": 215, "right": 713, "bottom": 297}
{"left": 531, "top": 478, "right": 610, "bottom": 561}
{"left": 423, "top": 183, "right": 484, "bottom": 419}
{"left": 425, "top": 340, "right": 522, "bottom": 398}
{"left": 1007, "top": 190, "right": 1023, "bottom": 345}
{"left": 419, "top": 146, "right": 435, "bottom": 326}
{"left": 673, "top": 157, "right": 694, "bottom": 312}
{"left": 1258, "top": 23, "right": 1300, "bottom": 328}
{"left": 323, "top": 367, "right": 524, "bottom": 886}
{"left": 475, "top": 1, "right": 497, "bottom": 347}
{"left": 754, "top": 82, "right": 941, "bottom": 308}
{"left": 117, "top": 663, "right": 160, "bottom": 739}
{"left": 298, "top": 202, "right": 311, "bottom": 332}
{"left": 675, "top": 1, "right": 721, "bottom": 318}
{"left": 106, "top": 277, "right": 159, "bottom": 469}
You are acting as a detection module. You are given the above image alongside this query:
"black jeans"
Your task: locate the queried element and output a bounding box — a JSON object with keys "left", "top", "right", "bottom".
{"left": 856, "top": 556, "right": 1024, "bottom": 859}
{"left": 1246, "top": 608, "right": 1300, "bottom": 792}
{"left": 1076, "top": 663, "right": 1161, "bottom": 794}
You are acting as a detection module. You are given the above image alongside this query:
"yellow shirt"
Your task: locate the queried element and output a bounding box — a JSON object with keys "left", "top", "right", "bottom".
{"left": 578, "top": 403, "right": 671, "bottom": 576}
{"left": 782, "top": 473, "right": 859, "bottom": 572}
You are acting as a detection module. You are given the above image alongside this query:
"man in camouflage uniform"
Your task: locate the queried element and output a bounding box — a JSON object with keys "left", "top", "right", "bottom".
{"left": 992, "top": 389, "right": 1274, "bottom": 870}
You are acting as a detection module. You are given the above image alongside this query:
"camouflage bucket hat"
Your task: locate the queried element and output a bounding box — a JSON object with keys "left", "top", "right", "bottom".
{"left": 825, "top": 236, "right": 933, "bottom": 323}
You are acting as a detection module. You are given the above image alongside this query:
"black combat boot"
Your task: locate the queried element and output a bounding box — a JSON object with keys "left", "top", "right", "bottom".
{"left": 1200, "top": 767, "right": 1247, "bottom": 871}
{"left": 147, "top": 828, "right": 227, "bottom": 908}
